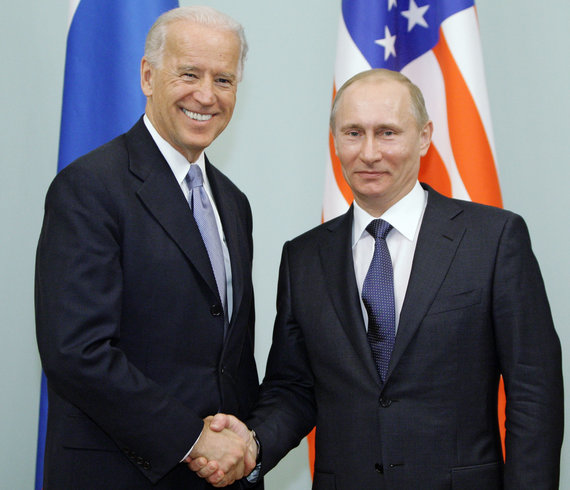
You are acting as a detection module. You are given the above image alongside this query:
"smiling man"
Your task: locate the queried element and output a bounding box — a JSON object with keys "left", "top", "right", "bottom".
{"left": 35, "top": 6, "right": 261, "bottom": 489}
{"left": 141, "top": 17, "right": 240, "bottom": 163}
{"left": 192, "top": 68, "right": 563, "bottom": 489}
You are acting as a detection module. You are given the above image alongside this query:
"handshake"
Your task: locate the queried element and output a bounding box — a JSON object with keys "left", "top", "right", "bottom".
{"left": 185, "top": 413, "right": 258, "bottom": 487}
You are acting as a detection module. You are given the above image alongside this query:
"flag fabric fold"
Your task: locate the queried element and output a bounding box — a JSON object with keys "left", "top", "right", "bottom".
{"left": 35, "top": 1, "right": 178, "bottom": 488}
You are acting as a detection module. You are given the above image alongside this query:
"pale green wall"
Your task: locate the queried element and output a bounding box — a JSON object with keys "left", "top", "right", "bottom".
{"left": 1, "top": 1, "right": 568, "bottom": 488}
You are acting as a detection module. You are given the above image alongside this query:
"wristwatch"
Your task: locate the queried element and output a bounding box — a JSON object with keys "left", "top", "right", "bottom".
{"left": 250, "top": 429, "right": 262, "bottom": 464}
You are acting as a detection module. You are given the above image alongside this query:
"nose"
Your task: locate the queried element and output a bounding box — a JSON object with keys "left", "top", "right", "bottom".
{"left": 360, "top": 135, "right": 381, "bottom": 164}
{"left": 193, "top": 79, "right": 216, "bottom": 106}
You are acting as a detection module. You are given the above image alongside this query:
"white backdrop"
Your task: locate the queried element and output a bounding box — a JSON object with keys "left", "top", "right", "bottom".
{"left": 1, "top": 1, "right": 568, "bottom": 488}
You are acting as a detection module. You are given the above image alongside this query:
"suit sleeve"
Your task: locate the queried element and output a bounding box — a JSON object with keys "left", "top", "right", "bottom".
{"left": 35, "top": 164, "right": 203, "bottom": 483}
{"left": 247, "top": 243, "right": 317, "bottom": 475}
{"left": 492, "top": 213, "right": 563, "bottom": 489}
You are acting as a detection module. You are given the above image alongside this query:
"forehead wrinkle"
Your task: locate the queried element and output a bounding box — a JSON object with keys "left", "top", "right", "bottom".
{"left": 176, "top": 64, "right": 199, "bottom": 72}
{"left": 164, "top": 23, "right": 239, "bottom": 67}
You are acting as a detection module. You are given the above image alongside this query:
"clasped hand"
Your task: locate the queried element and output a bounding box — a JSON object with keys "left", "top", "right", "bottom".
{"left": 185, "top": 414, "right": 257, "bottom": 487}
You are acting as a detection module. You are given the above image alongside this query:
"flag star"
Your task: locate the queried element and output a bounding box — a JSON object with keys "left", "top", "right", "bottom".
{"left": 401, "top": 0, "right": 430, "bottom": 32}
{"left": 375, "top": 25, "right": 397, "bottom": 61}
{"left": 388, "top": 0, "right": 398, "bottom": 10}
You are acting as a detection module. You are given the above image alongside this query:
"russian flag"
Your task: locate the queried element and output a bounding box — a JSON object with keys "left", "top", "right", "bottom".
{"left": 317, "top": 0, "right": 503, "bottom": 476}
{"left": 35, "top": 1, "right": 178, "bottom": 488}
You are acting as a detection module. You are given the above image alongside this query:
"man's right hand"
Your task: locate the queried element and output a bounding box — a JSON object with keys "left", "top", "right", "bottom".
{"left": 186, "top": 414, "right": 258, "bottom": 487}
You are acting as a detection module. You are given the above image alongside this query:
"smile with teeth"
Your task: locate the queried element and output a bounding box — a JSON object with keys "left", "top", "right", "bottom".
{"left": 182, "top": 108, "right": 212, "bottom": 121}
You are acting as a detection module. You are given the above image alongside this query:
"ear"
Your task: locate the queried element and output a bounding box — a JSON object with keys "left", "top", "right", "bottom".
{"left": 419, "top": 120, "right": 433, "bottom": 157}
{"left": 140, "top": 57, "right": 154, "bottom": 97}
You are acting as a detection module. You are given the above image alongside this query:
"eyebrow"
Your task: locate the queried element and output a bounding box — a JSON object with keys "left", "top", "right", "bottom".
{"left": 338, "top": 123, "right": 363, "bottom": 132}
{"left": 338, "top": 123, "right": 400, "bottom": 132}
{"left": 177, "top": 65, "right": 237, "bottom": 81}
{"left": 216, "top": 72, "right": 237, "bottom": 81}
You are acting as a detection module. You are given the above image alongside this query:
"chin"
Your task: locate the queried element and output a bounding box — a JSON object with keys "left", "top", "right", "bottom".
{"left": 360, "top": 185, "right": 391, "bottom": 198}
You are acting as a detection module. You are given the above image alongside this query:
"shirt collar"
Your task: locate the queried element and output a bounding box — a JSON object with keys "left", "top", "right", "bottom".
{"left": 143, "top": 114, "right": 207, "bottom": 186}
{"left": 352, "top": 181, "right": 427, "bottom": 246}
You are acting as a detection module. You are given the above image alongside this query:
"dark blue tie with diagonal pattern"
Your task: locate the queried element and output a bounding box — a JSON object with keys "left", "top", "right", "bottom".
{"left": 362, "top": 219, "right": 395, "bottom": 382}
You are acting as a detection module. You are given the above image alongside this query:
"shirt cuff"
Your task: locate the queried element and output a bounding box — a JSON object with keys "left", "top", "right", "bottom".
{"left": 180, "top": 434, "right": 200, "bottom": 463}
{"left": 246, "top": 463, "right": 262, "bottom": 483}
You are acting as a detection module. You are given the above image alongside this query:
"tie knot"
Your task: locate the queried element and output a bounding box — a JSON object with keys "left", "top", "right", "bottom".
{"left": 366, "top": 219, "right": 392, "bottom": 240}
{"left": 186, "top": 164, "right": 204, "bottom": 189}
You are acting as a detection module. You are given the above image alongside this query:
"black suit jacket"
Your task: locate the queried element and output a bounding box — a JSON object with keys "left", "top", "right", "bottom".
{"left": 35, "top": 118, "right": 261, "bottom": 489}
{"left": 249, "top": 185, "right": 563, "bottom": 490}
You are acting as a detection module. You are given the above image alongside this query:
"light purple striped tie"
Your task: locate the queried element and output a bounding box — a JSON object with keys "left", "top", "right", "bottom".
{"left": 185, "top": 165, "right": 226, "bottom": 313}
{"left": 362, "top": 219, "right": 395, "bottom": 382}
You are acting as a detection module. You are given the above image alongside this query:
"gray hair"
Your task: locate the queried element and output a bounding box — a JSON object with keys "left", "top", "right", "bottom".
{"left": 330, "top": 68, "right": 429, "bottom": 132}
{"left": 144, "top": 6, "right": 248, "bottom": 81}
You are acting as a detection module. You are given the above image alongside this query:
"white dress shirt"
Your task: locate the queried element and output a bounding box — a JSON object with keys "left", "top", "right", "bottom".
{"left": 352, "top": 181, "right": 428, "bottom": 330}
{"left": 143, "top": 115, "right": 233, "bottom": 320}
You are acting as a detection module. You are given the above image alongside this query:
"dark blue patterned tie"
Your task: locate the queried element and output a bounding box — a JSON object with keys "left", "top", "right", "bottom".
{"left": 362, "top": 219, "right": 395, "bottom": 382}
{"left": 185, "top": 165, "right": 227, "bottom": 314}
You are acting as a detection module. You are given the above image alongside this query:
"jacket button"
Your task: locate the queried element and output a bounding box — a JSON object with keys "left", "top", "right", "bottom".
{"left": 210, "top": 304, "right": 223, "bottom": 316}
{"left": 379, "top": 397, "right": 392, "bottom": 408}
{"left": 143, "top": 461, "right": 151, "bottom": 470}
{"left": 375, "top": 463, "right": 384, "bottom": 474}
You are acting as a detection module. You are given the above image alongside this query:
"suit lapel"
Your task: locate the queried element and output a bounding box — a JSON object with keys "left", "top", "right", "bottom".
{"left": 386, "top": 186, "right": 466, "bottom": 381}
{"left": 126, "top": 119, "right": 219, "bottom": 298}
{"left": 319, "top": 207, "right": 382, "bottom": 387}
{"left": 206, "top": 158, "right": 246, "bottom": 328}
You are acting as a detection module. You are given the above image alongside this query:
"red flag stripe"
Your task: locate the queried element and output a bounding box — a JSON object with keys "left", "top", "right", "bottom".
{"left": 307, "top": 428, "right": 316, "bottom": 478}
{"left": 432, "top": 29, "right": 502, "bottom": 208}
{"left": 419, "top": 144, "right": 453, "bottom": 198}
{"left": 329, "top": 128, "right": 354, "bottom": 206}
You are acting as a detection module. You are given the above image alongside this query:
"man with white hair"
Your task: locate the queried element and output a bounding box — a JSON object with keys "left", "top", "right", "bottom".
{"left": 36, "top": 6, "right": 261, "bottom": 488}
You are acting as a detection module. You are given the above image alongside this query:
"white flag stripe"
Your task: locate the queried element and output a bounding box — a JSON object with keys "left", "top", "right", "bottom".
{"left": 334, "top": 16, "right": 371, "bottom": 89}
{"left": 442, "top": 8, "right": 497, "bottom": 160}
{"left": 403, "top": 53, "right": 471, "bottom": 201}
{"left": 68, "top": 0, "right": 80, "bottom": 29}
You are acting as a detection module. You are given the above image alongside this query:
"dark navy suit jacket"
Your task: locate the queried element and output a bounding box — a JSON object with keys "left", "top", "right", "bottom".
{"left": 249, "top": 185, "right": 563, "bottom": 490}
{"left": 36, "top": 118, "right": 261, "bottom": 489}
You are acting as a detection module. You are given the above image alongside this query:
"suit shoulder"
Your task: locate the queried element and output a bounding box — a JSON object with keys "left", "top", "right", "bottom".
{"left": 286, "top": 213, "right": 347, "bottom": 248}
{"left": 52, "top": 134, "right": 129, "bottom": 192}
{"left": 44, "top": 134, "right": 132, "bottom": 214}
{"left": 426, "top": 184, "right": 521, "bottom": 224}
{"left": 452, "top": 198, "right": 526, "bottom": 235}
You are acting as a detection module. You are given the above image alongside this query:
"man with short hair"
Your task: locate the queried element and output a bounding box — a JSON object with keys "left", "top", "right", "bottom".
{"left": 36, "top": 6, "right": 260, "bottom": 489}
{"left": 194, "top": 68, "right": 563, "bottom": 489}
